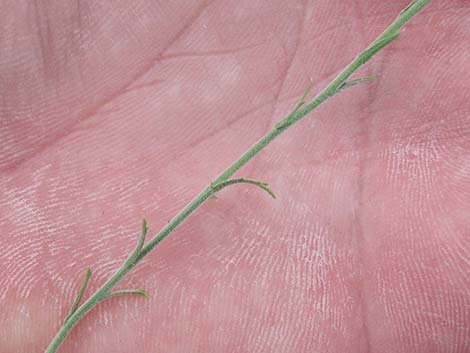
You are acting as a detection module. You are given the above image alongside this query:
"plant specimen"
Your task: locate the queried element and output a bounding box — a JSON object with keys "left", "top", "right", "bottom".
{"left": 43, "top": 1, "right": 431, "bottom": 352}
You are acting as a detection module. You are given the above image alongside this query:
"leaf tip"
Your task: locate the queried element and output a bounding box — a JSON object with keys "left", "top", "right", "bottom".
{"left": 138, "top": 289, "right": 149, "bottom": 299}
{"left": 142, "top": 218, "right": 148, "bottom": 234}
{"left": 262, "top": 183, "right": 276, "bottom": 199}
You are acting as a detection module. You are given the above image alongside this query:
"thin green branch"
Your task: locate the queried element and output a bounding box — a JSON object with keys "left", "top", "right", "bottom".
{"left": 336, "top": 75, "right": 378, "bottom": 94}
{"left": 292, "top": 80, "right": 314, "bottom": 113}
{"left": 211, "top": 178, "right": 276, "bottom": 199}
{"left": 63, "top": 267, "right": 92, "bottom": 324}
{"left": 44, "top": 1, "right": 431, "bottom": 352}
{"left": 135, "top": 218, "right": 148, "bottom": 254}
{"left": 106, "top": 289, "right": 148, "bottom": 300}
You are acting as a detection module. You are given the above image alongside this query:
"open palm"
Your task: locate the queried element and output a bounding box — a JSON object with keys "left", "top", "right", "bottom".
{"left": 1, "top": 1, "right": 469, "bottom": 352}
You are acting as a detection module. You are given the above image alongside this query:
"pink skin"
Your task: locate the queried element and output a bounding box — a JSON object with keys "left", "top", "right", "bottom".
{"left": 1, "top": 0, "right": 469, "bottom": 352}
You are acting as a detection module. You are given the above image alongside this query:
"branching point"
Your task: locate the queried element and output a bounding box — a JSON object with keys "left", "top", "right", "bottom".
{"left": 293, "top": 80, "right": 314, "bottom": 113}
{"left": 337, "top": 75, "right": 378, "bottom": 94}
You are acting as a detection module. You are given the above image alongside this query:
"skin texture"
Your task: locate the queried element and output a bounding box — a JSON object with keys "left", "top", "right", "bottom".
{"left": 0, "top": 0, "right": 469, "bottom": 352}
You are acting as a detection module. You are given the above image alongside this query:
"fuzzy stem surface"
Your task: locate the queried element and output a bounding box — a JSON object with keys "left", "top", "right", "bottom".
{"left": 44, "top": 1, "right": 431, "bottom": 351}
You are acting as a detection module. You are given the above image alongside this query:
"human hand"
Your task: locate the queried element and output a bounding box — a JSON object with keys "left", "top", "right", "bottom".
{"left": 1, "top": 1, "right": 469, "bottom": 352}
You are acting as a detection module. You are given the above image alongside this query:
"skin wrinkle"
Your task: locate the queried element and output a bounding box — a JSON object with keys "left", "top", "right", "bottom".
{"left": 87, "top": 6, "right": 312, "bottom": 190}
{"left": 171, "top": 101, "right": 274, "bottom": 160}
{"left": 0, "top": 0, "right": 214, "bottom": 174}
{"left": 302, "top": 21, "right": 356, "bottom": 47}
{"left": 86, "top": 97, "right": 273, "bottom": 179}
{"left": 353, "top": 1, "right": 370, "bottom": 352}
{"left": 124, "top": 47, "right": 278, "bottom": 159}
{"left": 31, "top": 0, "right": 88, "bottom": 80}
{"left": 265, "top": 0, "right": 307, "bottom": 132}
{"left": 349, "top": 0, "right": 383, "bottom": 351}
{"left": 32, "top": 0, "right": 53, "bottom": 78}
{"left": 75, "top": 0, "right": 83, "bottom": 31}
{"left": 160, "top": 41, "right": 267, "bottom": 61}
{"left": 2, "top": 1, "right": 470, "bottom": 352}
{"left": 121, "top": 78, "right": 166, "bottom": 94}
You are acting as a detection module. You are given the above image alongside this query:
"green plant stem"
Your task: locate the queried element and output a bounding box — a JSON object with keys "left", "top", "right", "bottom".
{"left": 44, "top": 1, "right": 430, "bottom": 352}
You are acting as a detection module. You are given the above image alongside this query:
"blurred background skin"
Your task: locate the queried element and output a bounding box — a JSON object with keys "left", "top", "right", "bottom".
{"left": 1, "top": 1, "right": 469, "bottom": 352}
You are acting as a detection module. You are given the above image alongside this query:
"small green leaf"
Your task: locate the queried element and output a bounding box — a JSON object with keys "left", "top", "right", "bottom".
{"left": 136, "top": 218, "right": 148, "bottom": 253}
{"left": 293, "top": 80, "right": 314, "bottom": 113}
{"left": 106, "top": 289, "right": 149, "bottom": 300}
{"left": 337, "top": 75, "right": 378, "bottom": 93}
{"left": 275, "top": 81, "right": 314, "bottom": 131}
{"left": 212, "top": 178, "right": 276, "bottom": 199}
{"left": 64, "top": 267, "right": 92, "bottom": 324}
